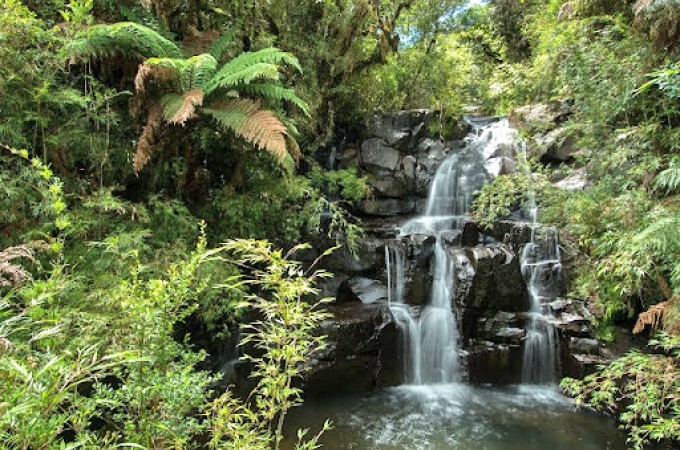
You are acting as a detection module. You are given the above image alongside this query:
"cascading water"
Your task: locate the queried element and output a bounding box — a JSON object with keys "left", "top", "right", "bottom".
{"left": 387, "top": 118, "right": 517, "bottom": 385}
{"left": 519, "top": 145, "right": 563, "bottom": 383}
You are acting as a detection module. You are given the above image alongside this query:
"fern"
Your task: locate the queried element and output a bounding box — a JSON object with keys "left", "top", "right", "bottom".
{"left": 66, "top": 22, "right": 182, "bottom": 63}
{"left": 133, "top": 105, "right": 163, "bottom": 173}
{"left": 82, "top": 23, "right": 309, "bottom": 172}
{"left": 223, "top": 47, "right": 303, "bottom": 74}
{"left": 239, "top": 84, "right": 310, "bottom": 117}
{"left": 161, "top": 90, "right": 204, "bottom": 125}
{"left": 203, "top": 63, "right": 281, "bottom": 96}
{"left": 204, "top": 100, "right": 289, "bottom": 162}
{"left": 655, "top": 157, "right": 680, "bottom": 193}
{"left": 182, "top": 54, "right": 218, "bottom": 91}
{"left": 209, "top": 28, "right": 240, "bottom": 62}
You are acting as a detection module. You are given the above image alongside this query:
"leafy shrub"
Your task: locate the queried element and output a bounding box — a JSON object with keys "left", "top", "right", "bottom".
{"left": 562, "top": 333, "right": 680, "bottom": 449}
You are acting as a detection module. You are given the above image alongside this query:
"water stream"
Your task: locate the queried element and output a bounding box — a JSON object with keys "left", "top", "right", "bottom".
{"left": 518, "top": 143, "right": 562, "bottom": 383}
{"left": 388, "top": 118, "right": 517, "bottom": 385}
{"left": 284, "top": 119, "right": 627, "bottom": 449}
{"left": 284, "top": 384, "right": 626, "bottom": 450}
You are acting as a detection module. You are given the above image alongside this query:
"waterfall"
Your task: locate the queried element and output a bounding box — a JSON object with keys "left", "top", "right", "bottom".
{"left": 388, "top": 118, "right": 517, "bottom": 385}
{"left": 519, "top": 144, "right": 562, "bottom": 383}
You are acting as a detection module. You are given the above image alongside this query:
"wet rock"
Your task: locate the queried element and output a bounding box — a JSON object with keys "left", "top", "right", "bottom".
{"left": 367, "top": 176, "right": 409, "bottom": 198}
{"left": 569, "top": 337, "right": 601, "bottom": 355}
{"left": 460, "top": 221, "right": 481, "bottom": 247}
{"left": 561, "top": 353, "right": 608, "bottom": 379}
{"left": 317, "top": 273, "right": 350, "bottom": 301}
{"left": 360, "top": 139, "right": 401, "bottom": 173}
{"left": 337, "top": 277, "right": 388, "bottom": 304}
{"left": 417, "top": 139, "right": 447, "bottom": 159}
{"left": 488, "top": 142, "right": 516, "bottom": 159}
{"left": 467, "top": 341, "right": 524, "bottom": 384}
{"left": 358, "top": 199, "right": 416, "bottom": 216}
{"left": 407, "top": 269, "right": 431, "bottom": 306}
{"left": 453, "top": 246, "right": 528, "bottom": 313}
{"left": 484, "top": 221, "right": 533, "bottom": 252}
{"left": 408, "top": 235, "right": 436, "bottom": 268}
{"left": 366, "top": 115, "right": 395, "bottom": 139}
{"left": 304, "top": 303, "right": 400, "bottom": 394}
{"left": 323, "top": 237, "right": 382, "bottom": 274}
{"left": 401, "top": 155, "right": 417, "bottom": 179}
{"left": 441, "top": 229, "right": 462, "bottom": 247}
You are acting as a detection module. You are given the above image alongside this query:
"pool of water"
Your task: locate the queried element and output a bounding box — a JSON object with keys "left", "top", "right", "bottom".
{"left": 284, "top": 384, "right": 627, "bottom": 450}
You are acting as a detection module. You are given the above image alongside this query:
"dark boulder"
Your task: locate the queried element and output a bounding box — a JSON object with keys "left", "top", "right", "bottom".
{"left": 360, "top": 139, "right": 401, "bottom": 174}
{"left": 304, "top": 303, "right": 400, "bottom": 394}
{"left": 358, "top": 199, "right": 416, "bottom": 217}
{"left": 337, "top": 277, "right": 389, "bottom": 304}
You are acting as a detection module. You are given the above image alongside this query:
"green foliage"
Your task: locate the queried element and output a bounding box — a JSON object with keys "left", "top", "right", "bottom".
{"left": 0, "top": 151, "right": 330, "bottom": 448}
{"left": 308, "top": 167, "right": 370, "bottom": 204}
{"left": 65, "top": 21, "right": 182, "bottom": 61}
{"left": 561, "top": 333, "right": 680, "bottom": 449}
{"left": 206, "top": 240, "right": 332, "bottom": 450}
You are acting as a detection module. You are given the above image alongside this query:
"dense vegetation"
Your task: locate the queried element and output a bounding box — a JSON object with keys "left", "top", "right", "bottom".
{"left": 1, "top": 0, "right": 678, "bottom": 448}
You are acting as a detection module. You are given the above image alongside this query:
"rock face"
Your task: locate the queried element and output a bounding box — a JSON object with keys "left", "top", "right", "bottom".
{"left": 304, "top": 303, "right": 401, "bottom": 394}
{"left": 281, "top": 110, "right": 602, "bottom": 393}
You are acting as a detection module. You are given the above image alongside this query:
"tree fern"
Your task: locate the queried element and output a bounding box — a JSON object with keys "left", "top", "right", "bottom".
{"left": 182, "top": 54, "right": 218, "bottom": 91}
{"left": 204, "top": 100, "right": 289, "bottom": 163}
{"left": 72, "top": 22, "right": 309, "bottom": 173}
{"left": 133, "top": 105, "right": 163, "bottom": 173}
{"left": 65, "top": 22, "right": 182, "bottom": 63}
{"left": 239, "top": 84, "right": 310, "bottom": 116}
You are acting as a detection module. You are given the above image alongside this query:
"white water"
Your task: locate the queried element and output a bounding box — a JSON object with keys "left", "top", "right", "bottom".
{"left": 387, "top": 119, "right": 517, "bottom": 385}
{"left": 519, "top": 144, "right": 562, "bottom": 383}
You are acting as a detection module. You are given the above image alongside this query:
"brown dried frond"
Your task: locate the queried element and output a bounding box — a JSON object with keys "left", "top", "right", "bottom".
{"left": 133, "top": 104, "right": 163, "bottom": 174}
{"left": 634, "top": 300, "right": 675, "bottom": 334}
{"left": 207, "top": 99, "right": 289, "bottom": 162}
{"left": 134, "top": 62, "right": 176, "bottom": 93}
{"left": 241, "top": 109, "right": 288, "bottom": 161}
{"left": 0, "top": 246, "right": 35, "bottom": 288}
{"left": 169, "top": 89, "right": 204, "bottom": 125}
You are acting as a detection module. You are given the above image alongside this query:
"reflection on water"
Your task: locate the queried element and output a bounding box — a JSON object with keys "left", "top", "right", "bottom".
{"left": 284, "top": 384, "right": 626, "bottom": 450}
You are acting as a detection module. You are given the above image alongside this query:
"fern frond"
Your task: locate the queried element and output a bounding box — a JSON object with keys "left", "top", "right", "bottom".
{"left": 633, "top": 214, "right": 680, "bottom": 254}
{"left": 134, "top": 61, "right": 178, "bottom": 92}
{"left": 161, "top": 90, "right": 204, "bottom": 125}
{"left": 655, "top": 160, "right": 680, "bottom": 193}
{"left": 66, "top": 22, "right": 182, "bottom": 63}
{"left": 203, "top": 63, "right": 281, "bottom": 96}
{"left": 203, "top": 100, "right": 289, "bottom": 163}
{"left": 238, "top": 84, "right": 310, "bottom": 117}
{"left": 181, "top": 54, "right": 218, "bottom": 92}
{"left": 0, "top": 246, "right": 35, "bottom": 288}
{"left": 133, "top": 104, "right": 163, "bottom": 173}
{"left": 209, "top": 28, "right": 240, "bottom": 62}
{"left": 222, "top": 47, "right": 303, "bottom": 74}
